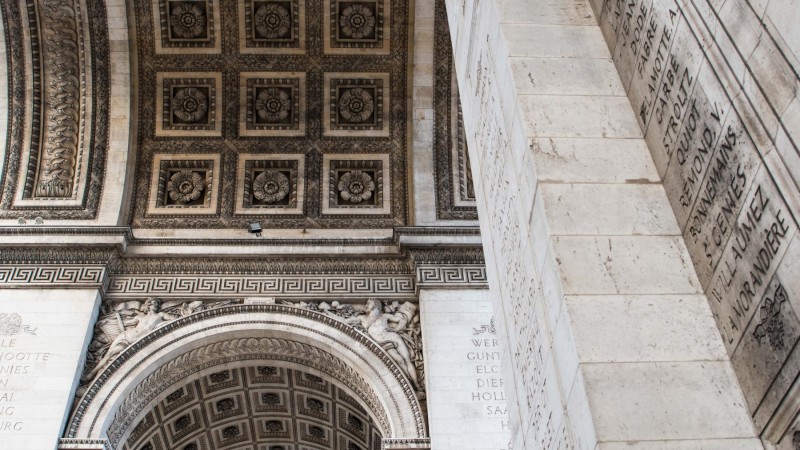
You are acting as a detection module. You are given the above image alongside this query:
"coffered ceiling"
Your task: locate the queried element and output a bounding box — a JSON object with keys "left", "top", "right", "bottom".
{"left": 121, "top": 365, "right": 384, "bottom": 450}
{"left": 128, "top": 0, "right": 410, "bottom": 230}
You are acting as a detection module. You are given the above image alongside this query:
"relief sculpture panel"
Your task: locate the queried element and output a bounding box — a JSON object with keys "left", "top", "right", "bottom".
{"left": 0, "top": 0, "right": 110, "bottom": 218}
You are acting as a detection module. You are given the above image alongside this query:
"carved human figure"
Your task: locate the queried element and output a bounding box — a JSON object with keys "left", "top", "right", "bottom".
{"left": 82, "top": 298, "right": 184, "bottom": 381}
{"left": 347, "top": 298, "right": 419, "bottom": 388}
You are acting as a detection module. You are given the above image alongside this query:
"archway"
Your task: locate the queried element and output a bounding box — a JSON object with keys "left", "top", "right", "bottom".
{"left": 66, "top": 304, "right": 426, "bottom": 448}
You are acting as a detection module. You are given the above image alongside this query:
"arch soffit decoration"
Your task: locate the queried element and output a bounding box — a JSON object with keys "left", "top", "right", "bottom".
{"left": 67, "top": 305, "right": 426, "bottom": 446}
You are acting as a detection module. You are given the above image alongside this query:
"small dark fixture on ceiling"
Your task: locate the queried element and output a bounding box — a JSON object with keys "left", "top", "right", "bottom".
{"left": 248, "top": 222, "right": 262, "bottom": 237}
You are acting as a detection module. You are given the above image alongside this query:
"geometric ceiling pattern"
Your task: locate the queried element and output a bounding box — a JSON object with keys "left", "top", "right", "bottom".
{"left": 120, "top": 365, "right": 383, "bottom": 450}
{"left": 129, "top": 0, "right": 410, "bottom": 229}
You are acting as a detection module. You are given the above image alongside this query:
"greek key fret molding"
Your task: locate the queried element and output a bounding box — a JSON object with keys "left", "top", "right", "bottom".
{"left": 0, "top": 0, "right": 109, "bottom": 218}
{"left": 58, "top": 438, "right": 113, "bottom": 450}
{"left": 0, "top": 265, "right": 108, "bottom": 289}
{"left": 106, "top": 275, "right": 415, "bottom": 299}
{"left": 415, "top": 265, "right": 487, "bottom": 288}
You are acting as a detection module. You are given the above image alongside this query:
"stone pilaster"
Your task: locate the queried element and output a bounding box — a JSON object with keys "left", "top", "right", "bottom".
{"left": 0, "top": 289, "right": 101, "bottom": 450}
{"left": 445, "top": 0, "right": 762, "bottom": 448}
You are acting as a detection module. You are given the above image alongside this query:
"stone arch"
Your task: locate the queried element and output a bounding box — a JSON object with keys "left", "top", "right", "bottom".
{"left": 66, "top": 304, "right": 426, "bottom": 446}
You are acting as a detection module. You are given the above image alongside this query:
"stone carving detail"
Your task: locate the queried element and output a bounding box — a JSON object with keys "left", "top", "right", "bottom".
{"left": 150, "top": 156, "right": 219, "bottom": 212}
{"left": 754, "top": 284, "right": 789, "bottom": 351}
{"left": 327, "top": 158, "right": 386, "bottom": 211}
{"left": 328, "top": 76, "right": 386, "bottom": 132}
{"left": 169, "top": 2, "right": 207, "bottom": 38}
{"left": 81, "top": 298, "right": 241, "bottom": 383}
{"left": 171, "top": 88, "right": 209, "bottom": 123}
{"left": 35, "top": 0, "right": 82, "bottom": 197}
{"left": 155, "top": 0, "right": 219, "bottom": 52}
{"left": 416, "top": 266, "right": 487, "bottom": 286}
{"left": 239, "top": 158, "right": 302, "bottom": 211}
{"left": 0, "top": 265, "right": 107, "bottom": 288}
{"left": 338, "top": 170, "right": 376, "bottom": 203}
{"left": 473, "top": 317, "right": 496, "bottom": 336}
{"left": 793, "top": 431, "right": 800, "bottom": 450}
{"left": 107, "top": 275, "right": 416, "bottom": 298}
{"left": 0, "top": 0, "right": 109, "bottom": 217}
{"left": 339, "top": 88, "right": 376, "bottom": 123}
{"left": 103, "top": 339, "right": 395, "bottom": 445}
{"left": 255, "top": 3, "right": 291, "bottom": 38}
{"left": 167, "top": 85, "right": 211, "bottom": 127}
{"left": 132, "top": 0, "right": 408, "bottom": 229}
{"left": 167, "top": 170, "right": 206, "bottom": 204}
{"left": 240, "top": 74, "right": 305, "bottom": 136}
{"left": 340, "top": 4, "right": 376, "bottom": 39}
{"left": 327, "top": 0, "right": 388, "bottom": 53}
{"left": 256, "top": 88, "right": 292, "bottom": 123}
{"left": 69, "top": 304, "right": 427, "bottom": 442}
{"left": 0, "top": 313, "right": 37, "bottom": 336}
{"left": 432, "top": 0, "right": 477, "bottom": 220}
{"left": 253, "top": 170, "right": 291, "bottom": 204}
{"left": 287, "top": 298, "right": 424, "bottom": 391}
{"left": 241, "top": 0, "right": 302, "bottom": 51}
{"left": 156, "top": 72, "right": 222, "bottom": 136}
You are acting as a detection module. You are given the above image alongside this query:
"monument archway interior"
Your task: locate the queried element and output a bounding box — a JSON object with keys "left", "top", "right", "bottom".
{"left": 3, "top": 0, "right": 799, "bottom": 447}
{"left": 119, "top": 364, "right": 385, "bottom": 450}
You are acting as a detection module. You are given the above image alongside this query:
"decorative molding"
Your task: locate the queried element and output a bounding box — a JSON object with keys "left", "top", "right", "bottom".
{"left": 238, "top": 72, "right": 307, "bottom": 136}
{"left": 153, "top": 0, "right": 222, "bottom": 54}
{"left": 416, "top": 265, "right": 488, "bottom": 288}
{"left": 324, "top": 0, "right": 390, "bottom": 55}
{"left": 322, "top": 153, "right": 391, "bottom": 215}
{"left": 432, "top": 0, "right": 477, "bottom": 220}
{"left": 409, "top": 247, "right": 485, "bottom": 265}
{"left": 235, "top": 154, "right": 306, "bottom": 215}
{"left": 238, "top": 0, "right": 306, "bottom": 54}
{"left": 81, "top": 299, "right": 244, "bottom": 385}
{"left": 109, "top": 256, "right": 413, "bottom": 275}
{"left": 0, "top": 0, "right": 109, "bottom": 218}
{"left": 382, "top": 438, "right": 431, "bottom": 449}
{"left": 0, "top": 247, "right": 120, "bottom": 265}
{"left": 58, "top": 438, "right": 114, "bottom": 450}
{"left": 146, "top": 154, "right": 221, "bottom": 216}
{"left": 154, "top": 73, "right": 223, "bottom": 137}
{"left": 0, "top": 265, "right": 108, "bottom": 289}
{"left": 323, "top": 73, "right": 390, "bottom": 137}
{"left": 106, "top": 275, "right": 416, "bottom": 299}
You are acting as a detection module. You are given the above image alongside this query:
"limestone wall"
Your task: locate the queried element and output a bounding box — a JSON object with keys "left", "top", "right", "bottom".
{"left": 591, "top": 0, "right": 800, "bottom": 445}
{"left": 445, "top": 0, "right": 764, "bottom": 447}
{"left": 0, "top": 289, "right": 100, "bottom": 450}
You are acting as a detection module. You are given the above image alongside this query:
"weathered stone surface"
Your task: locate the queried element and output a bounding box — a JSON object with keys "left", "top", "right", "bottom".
{"left": 0, "top": 290, "right": 99, "bottom": 450}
